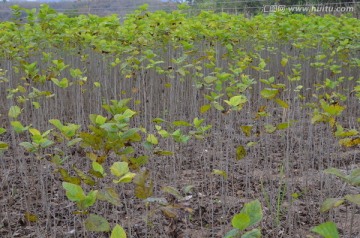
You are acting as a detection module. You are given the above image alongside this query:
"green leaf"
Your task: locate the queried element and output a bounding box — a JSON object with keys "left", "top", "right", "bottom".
{"left": 11, "top": 121, "right": 29, "bottom": 133}
{"left": 49, "top": 119, "right": 63, "bottom": 130}
{"left": 111, "top": 224, "right": 127, "bottom": 238}
{"left": 236, "top": 146, "right": 247, "bottom": 160}
{"left": 260, "top": 88, "right": 278, "bottom": 99}
{"left": 281, "top": 58, "right": 288, "bottom": 67}
{"left": 154, "top": 150, "right": 173, "bottom": 156}
{"left": 0, "top": 142, "right": 9, "bottom": 152}
{"left": 19, "top": 142, "right": 36, "bottom": 152}
{"left": 204, "top": 76, "right": 217, "bottom": 84}
{"left": 152, "top": 118, "right": 165, "bottom": 123}
{"left": 265, "top": 124, "right": 277, "bottom": 133}
{"left": 240, "top": 200, "right": 263, "bottom": 228}
{"left": 311, "top": 222, "right": 339, "bottom": 238}
{"left": 344, "top": 194, "right": 360, "bottom": 206}
{"left": 95, "top": 115, "right": 107, "bottom": 125}
{"left": 0, "top": 128, "right": 6, "bottom": 135}
{"left": 324, "top": 168, "right": 346, "bottom": 180}
{"left": 62, "top": 182, "right": 86, "bottom": 202}
{"left": 8, "top": 106, "right": 21, "bottom": 118}
{"left": 224, "top": 228, "right": 241, "bottom": 238}
{"left": 146, "top": 134, "right": 158, "bottom": 145}
{"left": 275, "top": 98, "right": 289, "bottom": 108}
{"left": 111, "top": 162, "right": 129, "bottom": 177}
{"left": 172, "top": 121, "right": 192, "bottom": 127}
{"left": 200, "top": 104, "right": 211, "bottom": 114}
{"left": 242, "top": 228, "right": 261, "bottom": 238}
{"left": 232, "top": 213, "right": 250, "bottom": 231}
{"left": 114, "top": 172, "right": 136, "bottom": 183}
{"left": 92, "top": 162, "right": 105, "bottom": 176}
{"left": 224, "top": 95, "right": 248, "bottom": 107}
{"left": 84, "top": 214, "right": 110, "bottom": 232}
{"left": 320, "top": 198, "right": 345, "bottom": 212}
{"left": 67, "top": 138, "right": 82, "bottom": 147}
{"left": 97, "top": 188, "right": 121, "bottom": 206}
{"left": 347, "top": 168, "right": 360, "bottom": 186}
{"left": 79, "top": 190, "right": 98, "bottom": 209}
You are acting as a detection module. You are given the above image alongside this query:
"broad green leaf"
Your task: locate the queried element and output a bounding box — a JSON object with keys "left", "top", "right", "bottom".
{"left": 29, "top": 128, "right": 41, "bottom": 136}
{"left": 232, "top": 213, "right": 250, "bottom": 231}
{"left": 324, "top": 168, "right": 346, "bottom": 180}
{"left": 84, "top": 214, "right": 110, "bottom": 232}
{"left": 242, "top": 228, "right": 262, "bottom": 238}
{"left": 32, "top": 102, "right": 40, "bottom": 109}
{"left": 11, "top": 121, "right": 29, "bottom": 133}
{"left": 0, "top": 128, "right": 6, "bottom": 135}
{"left": 277, "top": 122, "right": 291, "bottom": 130}
{"left": 19, "top": 142, "right": 36, "bottom": 152}
{"left": 67, "top": 138, "right": 82, "bottom": 147}
{"left": 311, "top": 221, "right": 339, "bottom": 238}
{"left": 95, "top": 115, "right": 107, "bottom": 125}
{"left": 120, "top": 128, "right": 140, "bottom": 140}
{"left": 240, "top": 200, "right": 263, "bottom": 228}
{"left": 146, "top": 134, "right": 158, "bottom": 145}
{"left": 320, "top": 198, "right": 345, "bottom": 212}
{"left": 236, "top": 146, "right": 247, "bottom": 160}
{"left": 79, "top": 190, "right": 98, "bottom": 209}
{"left": 204, "top": 76, "right": 217, "bottom": 84}
{"left": 281, "top": 58, "right": 288, "bottom": 67}
{"left": 122, "top": 109, "right": 136, "bottom": 119}
{"left": 111, "top": 224, "right": 127, "bottom": 238}
{"left": 260, "top": 88, "right": 278, "bottom": 99}
{"left": 97, "top": 188, "right": 121, "bottom": 206}
{"left": 62, "top": 182, "right": 86, "bottom": 202}
{"left": 114, "top": 172, "right": 136, "bottom": 183}
{"left": 344, "top": 194, "right": 360, "bottom": 206}
{"left": 224, "top": 228, "right": 241, "bottom": 238}
{"left": 200, "top": 104, "right": 211, "bottom": 113}
{"left": 265, "top": 124, "right": 277, "bottom": 133}
{"left": 320, "top": 100, "right": 345, "bottom": 116}
{"left": 92, "top": 162, "right": 104, "bottom": 176}
{"left": 49, "top": 119, "right": 63, "bottom": 130}
{"left": 8, "top": 106, "right": 21, "bottom": 118}
{"left": 275, "top": 98, "right": 289, "bottom": 108}
{"left": 193, "top": 117, "right": 204, "bottom": 127}
{"left": 347, "top": 168, "right": 360, "bottom": 186}
{"left": 111, "top": 162, "right": 129, "bottom": 177}
{"left": 224, "top": 95, "right": 247, "bottom": 107}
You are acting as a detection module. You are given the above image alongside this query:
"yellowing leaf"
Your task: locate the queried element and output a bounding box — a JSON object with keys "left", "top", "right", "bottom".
{"left": 84, "top": 214, "right": 110, "bottom": 232}
{"left": 212, "top": 169, "right": 228, "bottom": 179}
{"left": 24, "top": 212, "right": 38, "bottom": 222}
{"left": 241, "top": 125, "right": 253, "bottom": 137}
{"left": 236, "top": 145, "right": 246, "bottom": 160}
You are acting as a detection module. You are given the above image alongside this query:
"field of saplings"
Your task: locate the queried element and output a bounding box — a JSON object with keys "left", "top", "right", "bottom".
{"left": 0, "top": 4, "right": 359, "bottom": 238}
